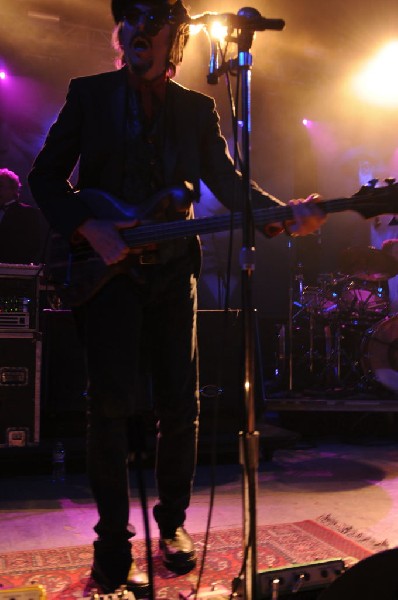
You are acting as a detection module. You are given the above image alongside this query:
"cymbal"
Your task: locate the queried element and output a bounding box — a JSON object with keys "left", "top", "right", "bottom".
{"left": 340, "top": 246, "right": 398, "bottom": 281}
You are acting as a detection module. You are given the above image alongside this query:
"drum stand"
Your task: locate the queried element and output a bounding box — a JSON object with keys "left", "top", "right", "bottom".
{"left": 286, "top": 242, "right": 324, "bottom": 391}
{"left": 334, "top": 320, "right": 369, "bottom": 390}
{"left": 287, "top": 284, "right": 353, "bottom": 392}
{"left": 287, "top": 238, "right": 296, "bottom": 392}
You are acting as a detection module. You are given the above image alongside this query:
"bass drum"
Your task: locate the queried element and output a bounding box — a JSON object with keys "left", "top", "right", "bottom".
{"left": 361, "top": 316, "right": 398, "bottom": 391}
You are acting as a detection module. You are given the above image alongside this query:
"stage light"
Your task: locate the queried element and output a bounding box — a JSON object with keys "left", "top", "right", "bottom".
{"left": 189, "top": 16, "right": 228, "bottom": 42}
{"left": 0, "top": 71, "right": 6, "bottom": 81}
{"left": 189, "top": 23, "right": 203, "bottom": 35}
{"left": 353, "top": 40, "right": 398, "bottom": 107}
{"left": 209, "top": 21, "right": 228, "bottom": 44}
{"left": 302, "top": 119, "right": 313, "bottom": 127}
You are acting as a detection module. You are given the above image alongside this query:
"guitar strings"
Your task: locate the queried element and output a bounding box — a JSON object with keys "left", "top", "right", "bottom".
{"left": 68, "top": 194, "right": 383, "bottom": 261}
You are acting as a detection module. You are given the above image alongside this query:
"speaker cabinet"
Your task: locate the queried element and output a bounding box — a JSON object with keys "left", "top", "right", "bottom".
{"left": 197, "top": 309, "right": 265, "bottom": 440}
{"left": 40, "top": 309, "right": 265, "bottom": 453}
{"left": 41, "top": 309, "right": 86, "bottom": 414}
{"left": 0, "top": 332, "right": 41, "bottom": 446}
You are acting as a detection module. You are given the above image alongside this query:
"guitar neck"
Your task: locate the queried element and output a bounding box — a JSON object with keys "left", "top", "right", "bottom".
{"left": 120, "top": 197, "right": 350, "bottom": 248}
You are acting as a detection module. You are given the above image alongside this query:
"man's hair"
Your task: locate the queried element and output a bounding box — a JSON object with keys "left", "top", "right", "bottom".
{"left": 0, "top": 168, "right": 21, "bottom": 193}
{"left": 112, "top": 0, "right": 190, "bottom": 76}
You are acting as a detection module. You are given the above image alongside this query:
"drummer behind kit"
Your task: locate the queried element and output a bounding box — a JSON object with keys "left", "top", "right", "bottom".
{"left": 279, "top": 239, "right": 398, "bottom": 395}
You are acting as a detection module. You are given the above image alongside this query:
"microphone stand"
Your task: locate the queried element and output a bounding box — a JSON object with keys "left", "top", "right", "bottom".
{"left": 199, "top": 9, "right": 285, "bottom": 600}
{"left": 237, "top": 25, "right": 259, "bottom": 600}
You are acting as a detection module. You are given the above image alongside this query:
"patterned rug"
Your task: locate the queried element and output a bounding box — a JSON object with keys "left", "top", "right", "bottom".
{"left": 0, "top": 519, "right": 388, "bottom": 599}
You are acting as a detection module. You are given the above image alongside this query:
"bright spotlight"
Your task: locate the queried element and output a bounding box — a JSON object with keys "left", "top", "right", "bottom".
{"left": 0, "top": 71, "right": 6, "bottom": 80}
{"left": 209, "top": 21, "right": 228, "bottom": 43}
{"left": 302, "top": 118, "right": 313, "bottom": 127}
{"left": 353, "top": 40, "right": 398, "bottom": 107}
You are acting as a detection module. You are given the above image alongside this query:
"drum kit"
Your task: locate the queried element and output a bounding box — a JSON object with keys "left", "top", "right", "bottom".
{"left": 282, "top": 245, "right": 398, "bottom": 393}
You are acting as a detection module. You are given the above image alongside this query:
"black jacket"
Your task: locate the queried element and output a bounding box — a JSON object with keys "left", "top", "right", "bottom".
{"left": 29, "top": 66, "right": 282, "bottom": 239}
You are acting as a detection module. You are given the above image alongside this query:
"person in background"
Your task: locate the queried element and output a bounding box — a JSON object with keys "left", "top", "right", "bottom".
{"left": 0, "top": 167, "right": 46, "bottom": 264}
{"left": 28, "top": 0, "right": 326, "bottom": 595}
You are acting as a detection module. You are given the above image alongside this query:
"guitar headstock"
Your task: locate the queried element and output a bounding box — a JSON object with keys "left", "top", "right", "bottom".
{"left": 352, "top": 177, "right": 398, "bottom": 219}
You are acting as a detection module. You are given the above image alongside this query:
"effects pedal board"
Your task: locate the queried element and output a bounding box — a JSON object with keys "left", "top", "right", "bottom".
{"left": 0, "top": 586, "right": 46, "bottom": 600}
{"left": 256, "top": 558, "right": 346, "bottom": 598}
{"left": 81, "top": 591, "right": 135, "bottom": 600}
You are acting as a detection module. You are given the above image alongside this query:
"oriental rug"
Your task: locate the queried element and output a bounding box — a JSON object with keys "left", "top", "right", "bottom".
{"left": 0, "top": 518, "right": 388, "bottom": 599}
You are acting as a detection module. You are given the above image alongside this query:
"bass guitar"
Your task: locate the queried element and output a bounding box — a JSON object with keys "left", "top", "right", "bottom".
{"left": 50, "top": 180, "right": 398, "bottom": 306}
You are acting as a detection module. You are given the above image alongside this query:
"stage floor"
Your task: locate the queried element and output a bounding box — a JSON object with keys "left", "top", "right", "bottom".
{"left": 1, "top": 432, "right": 398, "bottom": 558}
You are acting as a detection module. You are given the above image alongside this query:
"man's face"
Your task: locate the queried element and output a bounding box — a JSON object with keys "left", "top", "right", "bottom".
{"left": 120, "top": 3, "right": 172, "bottom": 80}
{"left": 0, "top": 177, "right": 18, "bottom": 208}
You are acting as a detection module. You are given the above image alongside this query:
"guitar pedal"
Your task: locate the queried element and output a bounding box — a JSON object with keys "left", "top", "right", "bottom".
{"left": 80, "top": 589, "right": 135, "bottom": 600}
{"left": 0, "top": 585, "right": 46, "bottom": 600}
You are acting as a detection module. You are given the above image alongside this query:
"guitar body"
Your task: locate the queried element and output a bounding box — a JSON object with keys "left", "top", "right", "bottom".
{"left": 51, "top": 254, "right": 135, "bottom": 308}
{"left": 53, "top": 185, "right": 193, "bottom": 307}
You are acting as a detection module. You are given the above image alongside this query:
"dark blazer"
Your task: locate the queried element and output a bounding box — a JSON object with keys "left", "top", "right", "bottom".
{"left": 28, "top": 66, "right": 282, "bottom": 241}
{"left": 0, "top": 202, "right": 47, "bottom": 264}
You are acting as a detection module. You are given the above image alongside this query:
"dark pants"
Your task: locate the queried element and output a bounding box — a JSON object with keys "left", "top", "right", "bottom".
{"left": 74, "top": 256, "right": 200, "bottom": 548}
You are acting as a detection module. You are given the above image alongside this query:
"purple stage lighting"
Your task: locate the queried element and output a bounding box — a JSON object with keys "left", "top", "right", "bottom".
{"left": 0, "top": 70, "right": 6, "bottom": 80}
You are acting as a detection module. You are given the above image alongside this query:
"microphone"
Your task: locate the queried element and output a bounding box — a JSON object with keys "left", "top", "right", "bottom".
{"left": 190, "top": 8, "right": 285, "bottom": 32}
{"left": 236, "top": 6, "right": 285, "bottom": 31}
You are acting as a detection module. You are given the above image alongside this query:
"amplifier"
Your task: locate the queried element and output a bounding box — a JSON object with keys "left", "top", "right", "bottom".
{"left": 0, "top": 311, "right": 30, "bottom": 330}
{"left": 254, "top": 558, "right": 346, "bottom": 598}
{"left": 0, "top": 263, "right": 42, "bottom": 331}
{"left": 0, "top": 332, "right": 41, "bottom": 446}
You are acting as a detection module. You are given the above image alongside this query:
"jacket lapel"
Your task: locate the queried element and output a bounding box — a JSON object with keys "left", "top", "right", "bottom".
{"left": 107, "top": 68, "right": 128, "bottom": 156}
{"left": 162, "top": 80, "right": 180, "bottom": 185}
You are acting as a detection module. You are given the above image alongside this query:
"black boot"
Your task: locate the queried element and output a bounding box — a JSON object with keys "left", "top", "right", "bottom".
{"left": 90, "top": 539, "right": 150, "bottom": 597}
{"left": 159, "top": 527, "right": 197, "bottom": 574}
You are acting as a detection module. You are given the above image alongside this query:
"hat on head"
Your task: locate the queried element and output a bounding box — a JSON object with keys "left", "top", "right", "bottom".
{"left": 111, "top": 0, "right": 190, "bottom": 71}
{"left": 111, "top": 0, "right": 180, "bottom": 24}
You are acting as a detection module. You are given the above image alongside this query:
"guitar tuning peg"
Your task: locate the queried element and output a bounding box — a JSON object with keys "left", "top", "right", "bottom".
{"left": 385, "top": 177, "right": 396, "bottom": 185}
{"left": 368, "top": 178, "right": 379, "bottom": 187}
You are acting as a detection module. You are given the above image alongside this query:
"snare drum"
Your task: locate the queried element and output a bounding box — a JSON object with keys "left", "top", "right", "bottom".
{"left": 361, "top": 315, "right": 398, "bottom": 390}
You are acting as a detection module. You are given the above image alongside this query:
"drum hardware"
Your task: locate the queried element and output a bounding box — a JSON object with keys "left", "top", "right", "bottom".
{"left": 286, "top": 258, "right": 337, "bottom": 389}
{"left": 276, "top": 235, "right": 398, "bottom": 394}
{"left": 282, "top": 271, "right": 389, "bottom": 393}
{"left": 283, "top": 242, "right": 396, "bottom": 393}
{"left": 333, "top": 322, "right": 367, "bottom": 389}
{"left": 339, "top": 279, "right": 389, "bottom": 319}
{"left": 389, "top": 215, "right": 398, "bottom": 226}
